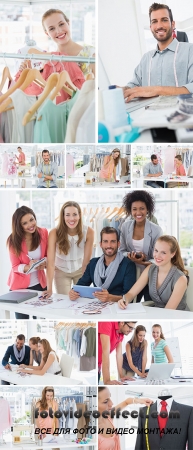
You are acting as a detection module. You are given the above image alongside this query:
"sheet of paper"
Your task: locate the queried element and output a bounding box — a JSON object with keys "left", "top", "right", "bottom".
{"left": 115, "top": 303, "right": 146, "bottom": 313}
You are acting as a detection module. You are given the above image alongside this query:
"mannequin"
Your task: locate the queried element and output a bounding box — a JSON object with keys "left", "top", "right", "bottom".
{"left": 135, "top": 393, "right": 193, "bottom": 450}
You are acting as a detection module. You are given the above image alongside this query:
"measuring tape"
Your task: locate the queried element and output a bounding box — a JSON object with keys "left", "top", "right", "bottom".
{"left": 145, "top": 406, "right": 150, "bottom": 450}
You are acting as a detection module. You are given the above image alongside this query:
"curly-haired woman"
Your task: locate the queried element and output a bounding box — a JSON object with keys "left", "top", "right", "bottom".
{"left": 119, "top": 190, "right": 163, "bottom": 301}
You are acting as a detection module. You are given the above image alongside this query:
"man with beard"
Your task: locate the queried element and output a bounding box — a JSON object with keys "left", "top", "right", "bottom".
{"left": 124, "top": 2, "right": 193, "bottom": 102}
{"left": 37, "top": 149, "right": 58, "bottom": 188}
{"left": 69, "top": 226, "right": 136, "bottom": 302}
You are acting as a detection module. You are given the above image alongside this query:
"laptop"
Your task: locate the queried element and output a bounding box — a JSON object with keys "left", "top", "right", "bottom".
{"left": 0, "top": 291, "right": 38, "bottom": 303}
{"left": 146, "top": 363, "right": 175, "bottom": 380}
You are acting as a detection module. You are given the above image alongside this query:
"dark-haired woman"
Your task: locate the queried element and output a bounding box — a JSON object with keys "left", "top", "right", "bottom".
{"left": 122, "top": 325, "right": 148, "bottom": 378}
{"left": 44, "top": 201, "right": 94, "bottom": 298}
{"left": 119, "top": 190, "right": 163, "bottom": 301}
{"left": 7, "top": 206, "right": 48, "bottom": 319}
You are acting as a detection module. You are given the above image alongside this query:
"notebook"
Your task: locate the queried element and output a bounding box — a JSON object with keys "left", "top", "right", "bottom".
{"left": 25, "top": 257, "right": 46, "bottom": 274}
{"left": 0, "top": 291, "right": 38, "bottom": 303}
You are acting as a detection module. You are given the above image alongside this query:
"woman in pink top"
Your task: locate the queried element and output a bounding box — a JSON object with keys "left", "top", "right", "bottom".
{"left": 174, "top": 155, "right": 186, "bottom": 176}
{"left": 98, "top": 387, "right": 153, "bottom": 450}
{"left": 35, "top": 386, "right": 59, "bottom": 438}
{"left": 15, "top": 146, "right": 25, "bottom": 166}
{"left": 99, "top": 149, "right": 121, "bottom": 182}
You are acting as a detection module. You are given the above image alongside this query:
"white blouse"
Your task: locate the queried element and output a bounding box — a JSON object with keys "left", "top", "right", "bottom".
{"left": 46, "top": 351, "right": 61, "bottom": 375}
{"left": 55, "top": 225, "right": 88, "bottom": 273}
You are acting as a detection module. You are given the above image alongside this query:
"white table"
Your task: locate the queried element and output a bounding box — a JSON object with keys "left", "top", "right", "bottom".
{"left": 0, "top": 292, "right": 193, "bottom": 319}
{"left": 122, "top": 377, "right": 193, "bottom": 385}
{"left": 67, "top": 181, "right": 131, "bottom": 188}
{"left": 132, "top": 175, "right": 193, "bottom": 188}
{"left": 0, "top": 440, "right": 96, "bottom": 449}
{"left": 0, "top": 367, "right": 83, "bottom": 386}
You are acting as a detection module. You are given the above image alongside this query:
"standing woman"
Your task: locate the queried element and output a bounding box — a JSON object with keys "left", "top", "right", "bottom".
{"left": 151, "top": 324, "right": 173, "bottom": 363}
{"left": 99, "top": 149, "right": 121, "bottom": 182}
{"left": 15, "top": 147, "right": 26, "bottom": 166}
{"left": 45, "top": 201, "right": 94, "bottom": 297}
{"left": 7, "top": 206, "right": 48, "bottom": 319}
{"left": 35, "top": 387, "right": 59, "bottom": 439}
{"left": 122, "top": 325, "right": 148, "bottom": 378}
{"left": 119, "top": 190, "right": 163, "bottom": 301}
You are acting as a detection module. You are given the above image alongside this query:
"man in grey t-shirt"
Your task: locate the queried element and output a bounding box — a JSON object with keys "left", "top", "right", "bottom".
{"left": 143, "top": 154, "right": 164, "bottom": 188}
{"left": 124, "top": 3, "right": 193, "bottom": 102}
{"left": 37, "top": 150, "right": 58, "bottom": 188}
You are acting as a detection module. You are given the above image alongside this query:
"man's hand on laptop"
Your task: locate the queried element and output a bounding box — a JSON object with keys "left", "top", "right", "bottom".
{"left": 69, "top": 289, "right": 80, "bottom": 301}
{"left": 93, "top": 289, "right": 110, "bottom": 302}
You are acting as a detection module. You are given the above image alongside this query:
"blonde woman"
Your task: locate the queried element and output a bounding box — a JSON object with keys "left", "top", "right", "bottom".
{"left": 151, "top": 324, "right": 173, "bottom": 363}
{"left": 99, "top": 149, "right": 121, "bottom": 182}
{"left": 118, "top": 235, "right": 189, "bottom": 310}
{"left": 35, "top": 386, "right": 59, "bottom": 439}
{"left": 45, "top": 201, "right": 94, "bottom": 297}
{"left": 18, "top": 339, "right": 61, "bottom": 376}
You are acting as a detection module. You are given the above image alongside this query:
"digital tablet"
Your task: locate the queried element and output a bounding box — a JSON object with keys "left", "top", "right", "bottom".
{"left": 72, "top": 285, "right": 102, "bottom": 298}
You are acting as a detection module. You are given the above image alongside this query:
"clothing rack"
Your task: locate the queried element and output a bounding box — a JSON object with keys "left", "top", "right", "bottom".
{"left": 0, "top": 52, "right": 95, "bottom": 64}
{"left": 55, "top": 322, "right": 96, "bottom": 329}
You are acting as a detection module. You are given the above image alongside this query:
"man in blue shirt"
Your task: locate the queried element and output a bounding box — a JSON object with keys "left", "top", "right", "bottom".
{"left": 1, "top": 334, "right": 30, "bottom": 385}
{"left": 124, "top": 3, "right": 193, "bottom": 102}
{"left": 69, "top": 226, "right": 136, "bottom": 303}
{"left": 143, "top": 154, "right": 164, "bottom": 188}
{"left": 37, "top": 149, "right": 58, "bottom": 188}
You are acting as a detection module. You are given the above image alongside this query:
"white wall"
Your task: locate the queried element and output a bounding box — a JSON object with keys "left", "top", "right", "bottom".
{"left": 98, "top": 0, "right": 145, "bottom": 87}
{"left": 0, "top": 191, "right": 16, "bottom": 295}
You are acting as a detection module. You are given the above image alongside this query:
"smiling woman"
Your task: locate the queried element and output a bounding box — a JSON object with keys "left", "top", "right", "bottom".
{"left": 7, "top": 206, "right": 48, "bottom": 319}
{"left": 119, "top": 190, "right": 163, "bottom": 301}
{"left": 45, "top": 201, "right": 94, "bottom": 298}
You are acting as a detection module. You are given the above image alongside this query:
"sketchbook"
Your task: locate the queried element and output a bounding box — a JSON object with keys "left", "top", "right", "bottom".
{"left": 115, "top": 303, "right": 146, "bottom": 314}
{"left": 25, "top": 257, "right": 46, "bottom": 274}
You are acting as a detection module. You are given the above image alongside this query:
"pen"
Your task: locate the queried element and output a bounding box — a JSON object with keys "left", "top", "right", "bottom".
{"left": 26, "top": 254, "right": 33, "bottom": 260}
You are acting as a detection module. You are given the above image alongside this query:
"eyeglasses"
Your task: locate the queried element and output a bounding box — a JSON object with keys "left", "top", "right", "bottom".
{"left": 125, "top": 323, "right": 135, "bottom": 331}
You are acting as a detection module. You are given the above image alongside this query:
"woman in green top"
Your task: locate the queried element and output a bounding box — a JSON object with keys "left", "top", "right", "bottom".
{"left": 151, "top": 324, "right": 173, "bottom": 363}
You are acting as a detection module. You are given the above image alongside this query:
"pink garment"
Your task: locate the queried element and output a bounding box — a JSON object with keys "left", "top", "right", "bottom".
{"left": 37, "top": 400, "right": 58, "bottom": 433}
{"left": 98, "top": 418, "right": 121, "bottom": 450}
{"left": 0, "top": 398, "right": 12, "bottom": 435}
{"left": 1, "top": 152, "right": 9, "bottom": 174}
{"left": 99, "top": 156, "right": 115, "bottom": 180}
{"left": 66, "top": 154, "right": 75, "bottom": 176}
{"left": 14, "top": 52, "right": 85, "bottom": 104}
{"left": 7, "top": 154, "right": 17, "bottom": 176}
{"left": 176, "top": 164, "right": 186, "bottom": 176}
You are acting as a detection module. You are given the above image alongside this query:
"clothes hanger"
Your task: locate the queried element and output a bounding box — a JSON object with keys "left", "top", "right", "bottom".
{"left": 0, "top": 68, "right": 47, "bottom": 114}
{"left": 49, "top": 70, "right": 77, "bottom": 101}
{"left": 0, "top": 68, "right": 30, "bottom": 106}
{"left": 22, "top": 72, "right": 59, "bottom": 125}
{"left": 0, "top": 66, "right": 12, "bottom": 92}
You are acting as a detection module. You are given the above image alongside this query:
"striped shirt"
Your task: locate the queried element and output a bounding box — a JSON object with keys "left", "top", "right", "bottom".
{"left": 151, "top": 339, "right": 167, "bottom": 363}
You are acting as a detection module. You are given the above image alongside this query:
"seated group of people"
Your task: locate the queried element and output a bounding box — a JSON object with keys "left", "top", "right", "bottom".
{"left": 7, "top": 190, "right": 189, "bottom": 320}
{"left": 143, "top": 154, "right": 187, "bottom": 188}
{"left": 1, "top": 335, "right": 61, "bottom": 384}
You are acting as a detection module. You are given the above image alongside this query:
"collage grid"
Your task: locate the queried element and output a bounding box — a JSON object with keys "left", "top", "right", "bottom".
{"left": 0, "top": 1, "right": 193, "bottom": 450}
